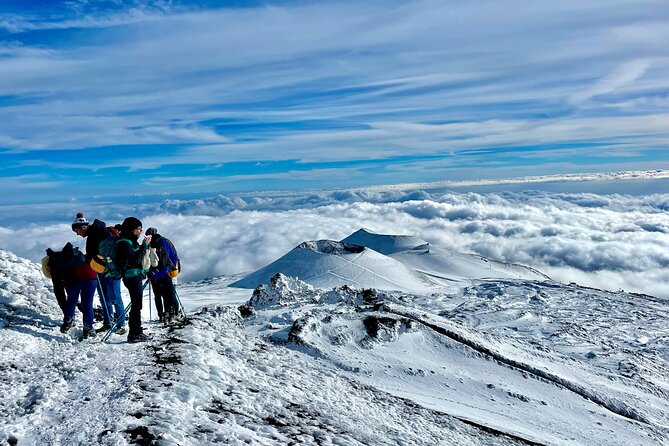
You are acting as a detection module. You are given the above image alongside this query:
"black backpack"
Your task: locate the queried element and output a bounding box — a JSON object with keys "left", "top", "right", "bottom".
{"left": 46, "top": 242, "right": 86, "bottom": 273}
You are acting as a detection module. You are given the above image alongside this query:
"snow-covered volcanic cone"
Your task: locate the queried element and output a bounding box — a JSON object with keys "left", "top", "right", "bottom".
{"left": 341, "top": 228, "right": 430, "bottom": 255}
{"left": 230, "top": 240, "right": 436, "bottom": 291}
{"left": 234, "top": 229, "right": 549, "bottom": 291}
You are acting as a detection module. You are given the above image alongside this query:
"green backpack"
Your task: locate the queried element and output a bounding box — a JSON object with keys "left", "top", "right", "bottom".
{"left": 98, "top": 236, "right": 123, "bottom": 279}
{"left": 98, "top": 237, "right": 147, "bottom": 279}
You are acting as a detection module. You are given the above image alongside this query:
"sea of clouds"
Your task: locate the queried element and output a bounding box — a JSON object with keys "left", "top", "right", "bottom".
{"left": 2, "top": 187, "right": 669, "bottom": 299}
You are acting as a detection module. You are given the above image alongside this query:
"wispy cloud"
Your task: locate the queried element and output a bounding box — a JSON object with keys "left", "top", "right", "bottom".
{"left": 570, "top": 59, "right": 653, "bottom": 105}
{"left": 0, "top": 1, "right": 668, "bottom": 201}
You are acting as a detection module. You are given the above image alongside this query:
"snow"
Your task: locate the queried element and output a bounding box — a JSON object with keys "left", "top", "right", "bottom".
{"left": 1, "top": 227, "right": 669, "bottom": 445}
{"left": 231, "top": 229, "right": 547, "bottom": 292}
{"left": 230, "top": 237, "right": 437, "bottom": 292}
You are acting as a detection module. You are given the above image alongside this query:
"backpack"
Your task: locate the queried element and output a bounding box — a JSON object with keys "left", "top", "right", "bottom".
{"left": 157, "top": 238, "right": 181, "bottom": 278}
{"left": 41, "top": 255, "right": 52, "bottom": 278}
{"left": 60, "top": 243, "right": 86, "bottom": 271}
{"left": 46, "top": 243, "right": 86, "bottom": 278}
{"left": 97, "top": 236, "right": 123, "bottom": 279}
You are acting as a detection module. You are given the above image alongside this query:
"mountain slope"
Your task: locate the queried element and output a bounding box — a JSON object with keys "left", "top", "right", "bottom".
{"left": 3, "top": 241, "right": 668, "bottom": 446}
{"left": 1, "top": 249, "right": 532, "bottom": 445}
{"left": 230, "top": 240, "right": 437, "bottom": 291}
{"left": 232, "top": 229, "right": 549, "bottom": 291}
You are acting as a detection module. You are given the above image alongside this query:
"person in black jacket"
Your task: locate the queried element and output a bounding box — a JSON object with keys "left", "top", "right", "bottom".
{"left": 45, "top": 243, "right": 98, "bottom": 338}
{"left": 117, "top": 216, "right": 151, "bottom": 343}
{"left": 72, "top": 212, "right": 126, "bottom": 334}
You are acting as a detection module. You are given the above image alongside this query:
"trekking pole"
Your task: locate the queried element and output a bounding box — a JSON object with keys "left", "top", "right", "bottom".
{"left": 101, "top": 278, "right": 150, "bottom": 342}
{"left": 96, "top": 277, "right": 112, "bottom": 325}
{"left": 148, "top": 280, "right": 152, "bottom": 321}
{"left": 172, "top": 281, "right": 186, "bottom": 318}
{"left": 101, "top": 302, "right": 131, "bottom": 342}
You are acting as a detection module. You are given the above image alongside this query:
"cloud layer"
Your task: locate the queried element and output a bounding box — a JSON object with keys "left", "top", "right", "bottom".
{"left": 3, "top": 184, "right": 669, "bottom": 298}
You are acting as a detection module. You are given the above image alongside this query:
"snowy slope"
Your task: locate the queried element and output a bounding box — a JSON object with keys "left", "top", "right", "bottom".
{"left": 3, "top": 241, "right": 669, "bottom": 445}
{"left": 1, "top": 250, "right": 530, "bottom": 445}
{"left": 232, "top": 229, "right": 549, "bottom": 292}
{"left": 237, "top": 274, "right": 669, "bottom": 446}
{"left": 344, "top": 228, "right": 548, "bottom": 282}
{"left": 230, "top": 239, "right": 437, "bottom": 292}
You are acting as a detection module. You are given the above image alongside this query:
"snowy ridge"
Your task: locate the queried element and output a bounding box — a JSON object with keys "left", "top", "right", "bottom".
{"left": 236, "top": 274, "right": 669, "bottom": 445}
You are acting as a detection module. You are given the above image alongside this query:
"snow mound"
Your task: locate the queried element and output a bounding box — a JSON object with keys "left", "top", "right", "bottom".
{"left": 341, "top": 228, "right": 429, "bottom": 254}
{"left": 230, "top": 240, "right": 436, "bottom": 292}
{"left": 0, "top": 249, "right": 57, "bottom": 327}
{"left": 240, "top": 273, "right": 318, "bottom": 314}
{"left": 240, "top": 273, "right": 383, "bottom": 316}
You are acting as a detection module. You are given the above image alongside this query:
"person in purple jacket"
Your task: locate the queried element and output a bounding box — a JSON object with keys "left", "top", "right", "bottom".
{"left": 145, "top": 227, "right": 181, "bottom": 323}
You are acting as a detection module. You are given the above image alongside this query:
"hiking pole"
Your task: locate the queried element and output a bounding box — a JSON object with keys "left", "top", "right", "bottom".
{"left": 101, "top": 302, "right": 131, "bottom": 343}
{"left": 96, "top": 277, "right": 112, "bottom": 326}
{"left": 101, "top": 278, "right": 150, "bottom": 342}
{"left": 172, "top": 281, "right": 186, "bottom": 318}
{"left": 148, "top": 279, "right": 152, "bottom": 321}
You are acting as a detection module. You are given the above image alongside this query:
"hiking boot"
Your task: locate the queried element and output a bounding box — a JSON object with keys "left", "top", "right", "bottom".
{"left": 96, "top": 324, "right": 112, "bottom": 333}
{"left": 60, "top": 319, "right": 73, "bottom": 333}
{"left": 114, "top": 326, "right": 127, "bottom": 335}
{"left": 127, "top": 333, "right": 150, "bottom": 344}
{"left": 82, "top": 327, "right": 96, "bottom": 339}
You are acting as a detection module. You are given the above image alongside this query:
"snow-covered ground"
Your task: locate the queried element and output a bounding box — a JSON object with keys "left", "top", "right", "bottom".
{"left": 1, "top": 229, "right": 668, "bottom": 445}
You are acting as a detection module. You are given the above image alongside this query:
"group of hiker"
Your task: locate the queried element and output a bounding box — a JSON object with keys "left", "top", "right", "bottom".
{"left": 43, "top": 213, "right": 181, "bottom": 343}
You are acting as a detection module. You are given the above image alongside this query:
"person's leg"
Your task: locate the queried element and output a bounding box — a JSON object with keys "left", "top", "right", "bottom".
{"left": 109, "top": 278, "right": 125, "bottom": 328}
{"left": 97, "top": 274, "right": 113, "bottom": 328}
{"left": 151, "top": 280, "right": 164, "bottom": 321}
{"left": 80, "top": 279, "right": 96, "bottom": 330}
{"left": 62, "top": 283, "right": 81, "bottom": 331}
{"left": 123, "top": 275, "right": 144, "bottom": 338}
{"left": 161, "top": 277, "right": 178, "bottom": 319}
{"left": 51, "top": 270, "right": 67, "bottom": 313}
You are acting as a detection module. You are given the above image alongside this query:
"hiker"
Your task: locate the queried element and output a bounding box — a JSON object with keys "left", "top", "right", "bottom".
{"left": 145, "top": 227, "right": 181, "bottom": 323}
{"left": 72, "top": 212, "right": 126, "bottom": 335}
{"left": 50, "top": 242, "right": 98, "bottom": 338}
{"left": 42, "top": 250, "right": 67, "bottom": 314}
{"left": 117, "top": 217, "right": 151, "bottom": 343}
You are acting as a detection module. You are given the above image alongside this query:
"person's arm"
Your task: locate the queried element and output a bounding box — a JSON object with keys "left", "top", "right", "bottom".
{"left": 117, "top": 237, "right": 150, "bottom": 269}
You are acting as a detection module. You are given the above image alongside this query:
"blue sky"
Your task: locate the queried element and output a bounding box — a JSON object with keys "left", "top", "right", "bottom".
{"left": 1, "top": 0, "right": 668, "bottom": 204}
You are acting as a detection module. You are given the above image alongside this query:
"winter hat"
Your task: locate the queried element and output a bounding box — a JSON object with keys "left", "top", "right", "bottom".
{"left": 145, "top": 227, "right": 158, "bottom": 236}
{"left": 71, "top": 212, "right": 89, "bottom": 230}
{"left": 121, "top": 216, "right": 143, "bottom": 232}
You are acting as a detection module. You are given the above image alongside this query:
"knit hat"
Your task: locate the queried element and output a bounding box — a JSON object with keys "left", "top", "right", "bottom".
{"left": 145, "top": 227, "right": 158, "bottom": 236}
{"left": 121, "top": 216, "right": 143, "bottom": 232}
{"left": 71, "top": 212, "right": 89, "bottom": 230}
